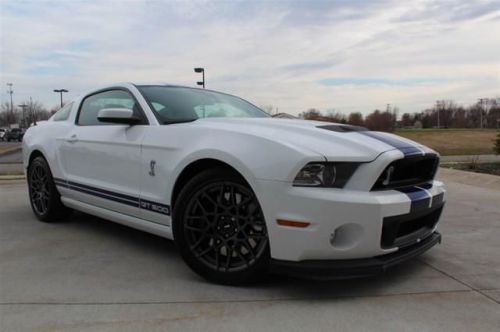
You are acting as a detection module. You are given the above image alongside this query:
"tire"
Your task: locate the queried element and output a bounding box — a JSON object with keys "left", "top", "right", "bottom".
{"left": 27, "top": 156, "right": 72, "bottom": 222}
{"left": 173, "top": 168, "right": 270, "bottom": 285}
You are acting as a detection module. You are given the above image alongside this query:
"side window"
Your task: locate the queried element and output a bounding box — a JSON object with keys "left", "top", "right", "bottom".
{"left": 77, "top": 90, "right": 142, "bottom": 126}
{"left": 53, "top": 102, "right": 74, "bottom": 121}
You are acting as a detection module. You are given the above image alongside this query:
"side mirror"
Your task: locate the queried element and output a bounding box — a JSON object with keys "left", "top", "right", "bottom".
{"left": 97, "top": 108, "right": 141, "bottom": 125}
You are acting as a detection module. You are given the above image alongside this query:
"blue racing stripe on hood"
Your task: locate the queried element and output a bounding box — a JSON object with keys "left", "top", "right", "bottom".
{"left": 360, "top": 131, "right": 423, "bottom": 156}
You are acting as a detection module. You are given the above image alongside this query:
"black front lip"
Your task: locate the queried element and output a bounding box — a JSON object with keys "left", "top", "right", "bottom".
{"left": 269, "top": 232, "right": 441, "bottom": 280}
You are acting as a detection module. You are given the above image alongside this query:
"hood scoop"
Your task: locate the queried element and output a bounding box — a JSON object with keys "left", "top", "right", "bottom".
{"left": 317, "top": 124, "right": 368, "bottom": 133}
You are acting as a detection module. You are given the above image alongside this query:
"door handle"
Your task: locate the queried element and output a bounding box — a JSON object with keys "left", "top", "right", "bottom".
{"left": 67, "top": 134, "right": 78, "bottom": 143}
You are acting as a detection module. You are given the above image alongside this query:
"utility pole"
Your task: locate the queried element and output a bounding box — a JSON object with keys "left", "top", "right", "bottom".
{"left": 7, "top": 83, "right": 13, "bottom": 112}
{"left": 478, "top": 98, "right": 488, "bottom": 129}
{"left": 435, "top": 100, "right": 441, "bottom": 129}
{"left": 6, "top": 83, "right": 14, "bottom": 119}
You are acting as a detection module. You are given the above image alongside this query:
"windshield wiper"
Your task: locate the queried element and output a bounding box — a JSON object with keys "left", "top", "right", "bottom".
{"left": 162, "top": 118, "right": 198, "bottom": 125}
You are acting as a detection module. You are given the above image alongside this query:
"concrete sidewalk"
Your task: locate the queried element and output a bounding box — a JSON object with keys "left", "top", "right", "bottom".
{"left": 0, "top": 170, "right": 499, "bottom": 331}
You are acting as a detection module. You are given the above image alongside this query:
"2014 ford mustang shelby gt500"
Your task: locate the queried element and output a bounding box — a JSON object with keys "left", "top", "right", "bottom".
{"left": 23, "top": 83, "right": 445, "bottom": 284}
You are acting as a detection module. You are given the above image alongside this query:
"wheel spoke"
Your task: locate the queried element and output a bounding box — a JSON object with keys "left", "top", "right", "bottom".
{"left": 184, "top": 224, "right": 205, "bottom": 232}
{"left": 189, "top": 234, "right": 209, "bottom": 251}
{"left": 241, "top": 240, "right": 256, "bottom": 259}
{"left": 225, "top": 246, "right": 233, "bottom": 270}
{"left": 195, "top": 244, "right": 215, "bottom": 258}
{"left": 235, "top": 245, "right": 250, "bottom": 268}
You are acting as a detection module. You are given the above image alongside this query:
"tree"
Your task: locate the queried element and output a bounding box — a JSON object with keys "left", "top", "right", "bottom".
{"left": 434, "top": 100, "right": 456, "bottom": 128}
{"left": 0, "top": 101, "right": 19, "bottom": 126}
{"left": 400, "top": 113, "right": 413, "bottom": 127}
{"left": 486, "top": 98, "right": 500, "bottom": 129}
{"left": 300, "top": 108, "right": 322, "bottom": 120}
{"left": 260, "top": 105, "right": 277, "bottom": 116}
{"left": 324, "top": 110, "right": 346, "bottom": 123}
{"left": 364, "top": 109, "right": 395, "bottom": 132}
{"left": 347, "top": 112, "right": 364, "bottom": 126}
{"left": 17, "top": 99, "right": 51, "bottom": 127}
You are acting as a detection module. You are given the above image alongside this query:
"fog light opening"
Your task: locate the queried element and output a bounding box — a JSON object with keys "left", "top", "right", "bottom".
{"left": 329, "top": 223, "right": 364, "bottom": 250}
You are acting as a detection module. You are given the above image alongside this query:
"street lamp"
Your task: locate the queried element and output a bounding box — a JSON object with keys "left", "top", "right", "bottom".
{"left": 194, "top": 67, "right": 205, "bottom": 88}
{"left": 53, "top": 89, "right": 69, "bottom": 108}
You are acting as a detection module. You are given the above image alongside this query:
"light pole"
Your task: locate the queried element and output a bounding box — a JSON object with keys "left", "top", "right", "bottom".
{"left": 53, "top": 89, "right": 68, "bottom": 108}
{"left": 194, "top": 67, "right": 205, "bottom": 88}
{"left": 7, "top": 83, "right": 13, "bottom": 114}
{"left": 18, "top": 103, "right": 28, "bottom": 128}
{"left": 30, "top": 96, "right": 36, "bottom": 126}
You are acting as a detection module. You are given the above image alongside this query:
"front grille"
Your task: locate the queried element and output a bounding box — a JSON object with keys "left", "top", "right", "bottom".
{"left": 372, "top": 154, "right": 439, "bottom": 191}
{"left": 381, "top": 206, "right": 443, "bottom": 249}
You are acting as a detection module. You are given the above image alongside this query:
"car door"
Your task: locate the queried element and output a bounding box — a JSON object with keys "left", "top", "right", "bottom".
{"left": 59, "top": 89, "right": 148, "bottom": 219}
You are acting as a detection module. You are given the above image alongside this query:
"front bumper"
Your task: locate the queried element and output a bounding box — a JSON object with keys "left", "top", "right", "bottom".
{"left": 269, "top": 232, "right": 441, "bottom": 280}
{"left": 255, "top": 178, "right": 446, "bottom": 262}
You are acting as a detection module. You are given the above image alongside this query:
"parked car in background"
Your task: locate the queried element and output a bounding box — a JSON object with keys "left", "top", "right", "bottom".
{"left": 0, "top": 128, "right": 6, "bottom": 141}
{"left": 22, "top": 83, "right": 446, "bottom": 284}
{"left": 5, "top": 128, "right": 25, "bottom": 142}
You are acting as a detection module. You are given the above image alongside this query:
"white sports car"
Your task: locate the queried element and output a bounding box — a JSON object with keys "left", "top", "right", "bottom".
{"left": 23, "top": 83, "right": 445, "bottom": 284}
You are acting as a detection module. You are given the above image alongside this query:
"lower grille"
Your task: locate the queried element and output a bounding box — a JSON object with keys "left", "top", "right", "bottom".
{"left": 381, "top": 205, "right": 443, "bottom": 249}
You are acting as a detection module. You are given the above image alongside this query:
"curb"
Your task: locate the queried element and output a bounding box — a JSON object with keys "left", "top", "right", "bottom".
{"left": 0, "top": 146, "right": 22, "bottom": 157}
{"left": 0, "top": 175, "right": 25, "bottom": 181}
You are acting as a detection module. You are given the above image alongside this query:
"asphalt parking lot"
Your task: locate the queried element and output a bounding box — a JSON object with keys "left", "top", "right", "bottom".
{"left": 1, "top": 169, "right": 499, "bottom": 331}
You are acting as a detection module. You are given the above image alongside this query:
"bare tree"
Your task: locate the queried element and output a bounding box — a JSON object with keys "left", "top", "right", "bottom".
{"left": 300, "top": 108, "right": 322, "bottom": 120}
{"left": 365, "top": 109, "right": 395, "bottom": 132}
{"left": 24, "top": 99, "right": 50, "bottom": 126}
{"left": 0, "top": 101, "right": 19, "bottom": 126}
{"left": 260, "top": 105, "right": 278, "bottom": 116}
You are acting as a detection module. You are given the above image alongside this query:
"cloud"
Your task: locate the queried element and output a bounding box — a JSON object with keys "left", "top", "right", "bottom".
{"left": 319, "top": 77, "right": 447, "bottom": 86}
{"left": 0, "top": 0, "right": 499, "bottom": 114}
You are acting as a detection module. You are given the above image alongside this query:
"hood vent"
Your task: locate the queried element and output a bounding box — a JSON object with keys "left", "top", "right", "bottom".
{"left": 317, "top": 124, "right": 368, "bottom": 133}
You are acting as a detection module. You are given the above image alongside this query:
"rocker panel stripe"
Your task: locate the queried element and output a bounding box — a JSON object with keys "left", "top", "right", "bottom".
{"left": 53, "top": 177, "right": 170, "bottom": 215}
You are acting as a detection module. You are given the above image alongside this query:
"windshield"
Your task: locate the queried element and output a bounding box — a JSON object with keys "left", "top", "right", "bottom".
{"left": 137, "top": 86, "right": 269, "bottom": 124}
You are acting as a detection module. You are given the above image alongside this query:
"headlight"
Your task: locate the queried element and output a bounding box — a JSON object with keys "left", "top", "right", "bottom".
{"left": 293, "top": 162, "right": 360, "bottom": 188}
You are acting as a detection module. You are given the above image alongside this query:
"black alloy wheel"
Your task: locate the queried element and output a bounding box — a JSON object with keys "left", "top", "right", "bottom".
{"left": 173, "top": 168, "right": 269, "bottom": 284}
{"left": 29, "top": 160, "right": 50, "bottom": 216}
{"left": 28, "top": 156, "right": 72, "bottom": 222}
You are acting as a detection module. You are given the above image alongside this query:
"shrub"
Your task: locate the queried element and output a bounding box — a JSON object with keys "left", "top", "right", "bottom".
{"left": 494, "top": 132, "right": 500, "bottom": 155}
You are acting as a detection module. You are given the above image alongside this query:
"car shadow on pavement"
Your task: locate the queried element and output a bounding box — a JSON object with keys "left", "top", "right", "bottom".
{"left": 57, "top": 211, "right": 443, "bottom": 301}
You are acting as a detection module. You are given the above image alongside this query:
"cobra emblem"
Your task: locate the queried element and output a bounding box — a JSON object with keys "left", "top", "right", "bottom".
{"left": 149, "top": 160, "right": 156, "bottom": 177}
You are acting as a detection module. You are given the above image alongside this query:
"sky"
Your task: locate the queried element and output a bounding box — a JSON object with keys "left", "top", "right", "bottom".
{"left": 1, "top": 0, "right": 499, "bottom": 115}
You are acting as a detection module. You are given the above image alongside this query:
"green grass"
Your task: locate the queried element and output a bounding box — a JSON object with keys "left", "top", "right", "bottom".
{"left": 395, "top": 129, "right": 498, "bottom": 155}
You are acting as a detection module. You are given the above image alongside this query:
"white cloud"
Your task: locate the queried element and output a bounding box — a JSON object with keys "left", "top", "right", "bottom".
{"left": 0, "top": 0, "right": 499, "bottom": 114}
